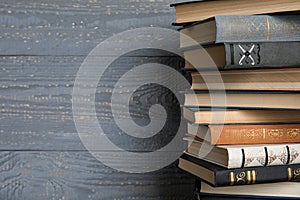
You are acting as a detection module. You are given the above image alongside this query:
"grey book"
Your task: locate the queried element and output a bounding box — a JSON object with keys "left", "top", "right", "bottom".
{"left": 184, "top": 42, "right": 300, "bottom": 69}
{"left": 179, "top": 15, "right": 300, "bottom": 47}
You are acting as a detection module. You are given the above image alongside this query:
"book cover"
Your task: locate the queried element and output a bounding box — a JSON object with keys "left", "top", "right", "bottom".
{"left": 215, "top": 15, "right": 300, "bottom": 43}
{"left": 180, "top": 15, "right": 300, "bottom": 47}
{"left": 224, "top": 42, "right": 300, "bottom": 69}
{"left": 195, "top": 179, "right": 300, "bottom": 199}
{"left": 184, "top": 42, "right": 300, "bottom": 69}
{"left": 186, "top": 139, "right": 300, "bottom": 168}
{"left": 179, "top": 153, "right": 300, "bottom": 187}
{"left": 184, "top": 91, "right": 300, "bottom": 109}
{"left": 189, "top": 68, "right": 300, "bottom": 91}
{"left": 170, "top": 0, "right": 300, "bottom": 24}
{"left": 183, "top": 107, "right": 300, "bottom": 124}
{"left": 188, "top": 123, "right": 300, "bottom": 145}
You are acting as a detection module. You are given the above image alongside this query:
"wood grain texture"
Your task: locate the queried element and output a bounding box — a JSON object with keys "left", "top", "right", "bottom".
{"left": 0, "top": 151, "right": 194, "bottom": 200}
{"left": 0, "top": 55, "right": 184, "bottom": 151}
{"left": 0, "top": 0, "right": 194, "bottom": 199}
{"left": 0, "top": 0, "right": 177, "bottom": 56}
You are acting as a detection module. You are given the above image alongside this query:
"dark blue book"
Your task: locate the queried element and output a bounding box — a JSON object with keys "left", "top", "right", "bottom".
{"left": 179, "top": 153, "right": 300, "bottom": 187}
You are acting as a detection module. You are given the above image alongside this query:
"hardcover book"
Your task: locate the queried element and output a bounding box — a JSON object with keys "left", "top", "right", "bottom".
{"left": 170, "top": 0, "right": 300, "bottom": 24}
{"left": 183, "top": 107, "right": 300, "bottom": 124}
{"left": 187, "top": 123, "right": 300, "bottom": 145}
{"left": 180, "top": 15, "right": 300, "bottom": 47}
{"left": 184, "top": 42, "right": 300, "bottom": 69}
{"left": 184, "top": 91, "right": 300, "bottom": 109}
{"left": 178, "top": 153, "right": 300, "bottom": 186}
{"left": 185, "top": 138, "right": 300, "bottom": 168}
{"left": 195, "top": 180, "right": 300, "bottom": 199}
{"left": 189, "top": 68, "right": 300, "bottom": 91}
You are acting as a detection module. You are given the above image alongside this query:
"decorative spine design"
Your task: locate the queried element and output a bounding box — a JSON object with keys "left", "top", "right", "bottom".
{"left": 220, "top": 127, "right": 300, "bottom": 144}
{"left": 288, "top": 167, "right": 300, "bottom": 181}
{"left": 229, "top": 170, "right": 257, "bottom": 185}
{"left": 231, "top": 144, "right": 300, "bottom": 168}
{"left": 237, "top": 43, "right": 260, "bottom": 66}
{"left": 217, "top": 15, "right": 300, "bottom": 42}
{"left": 294, "top": 168, "right": 300, "bottom": 180}
{"left": 288, "top": 129, "right": 300, "bottom": 137}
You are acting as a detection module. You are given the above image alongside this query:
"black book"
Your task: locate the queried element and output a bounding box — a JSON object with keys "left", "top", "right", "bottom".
{"left": 179, "top": 153, "right": 300, "bottom": 187}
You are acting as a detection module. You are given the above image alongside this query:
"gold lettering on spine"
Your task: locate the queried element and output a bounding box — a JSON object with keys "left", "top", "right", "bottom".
{"left": 245, "top": 129, "right": 263, "bottom": 140}
{"left": 247, "top": 171, "right": 252, "bottom": 184}
{"left": 230, "top": 172, "right": 234, "bottom": 186}
{"left": 288, "top": 167, "right": 292, "bottom": 181}
{"left": 230, "top": 171, "right": 257, "bottom": 185}
{"left": 287, "top": 129, "right": 300, "bottom": 138}
{"left": 294, "top": 168, "right": 300, "bottom": 180}
{"left": 236, "top": 172, "right": 246, "bottom": 185}
{"left": 266, "top": 17, "right": 270, "bottom": 41}
{"left": 251, "top": 170, "right": 256, "bottom": 184}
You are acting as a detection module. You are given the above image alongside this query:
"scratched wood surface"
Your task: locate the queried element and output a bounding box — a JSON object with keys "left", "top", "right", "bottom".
{"left": 0, "top": 0, "right": 195, "bottom": 199}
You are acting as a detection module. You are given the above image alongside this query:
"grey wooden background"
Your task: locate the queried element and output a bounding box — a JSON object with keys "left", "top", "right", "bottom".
{"left": 0, "top": 0, "right": 195, "bottom": 199}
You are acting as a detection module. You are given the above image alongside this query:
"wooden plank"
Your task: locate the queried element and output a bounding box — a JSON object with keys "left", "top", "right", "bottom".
{"left": 0, "top": 151, "right": 194, "bottom": 199}
{"left": 0, "top": 1, "right": 195, "bottom": 199}
{"left": 0, "top": 0, "right": 176, "bottom": 56}
{"left": 0, "top": 55, "right": 185, "bottom": 150}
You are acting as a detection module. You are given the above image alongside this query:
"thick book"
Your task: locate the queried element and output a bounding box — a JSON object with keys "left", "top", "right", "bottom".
{"left": 180, "top": 15, "right": 300, "bottom": 47}
{"left": 170, "top": 0, "right": 300, "bottom": 24}
{"left": 195, "top": 180, "right": 300, "bottom": 199}
{"left": 178, "top": 153, "right": 300, "bottom": 186}
{"left": 188, "top": 123, "right": 300, "bottom": 145}
{"left": 184, "top": 91, "right": 300, "bottom": 109}
{"left": 183, "top": 107, "right": 300, "bottom": 124}
{"left": 184, "top": 42, "right": 300, "bottom": 69}
{"left": 189, "top": 68, "right": 300, "bottom": 91}
{"left": 185, "top": 138, "right": 300, "bottom": 168}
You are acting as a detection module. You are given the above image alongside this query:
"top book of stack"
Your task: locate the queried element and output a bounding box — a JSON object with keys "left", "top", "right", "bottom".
{"left": 171, "top": 0, "right": 300, "bottom": 25}
{"left": 179, "top": 15, "right": 300, "bottom": 47}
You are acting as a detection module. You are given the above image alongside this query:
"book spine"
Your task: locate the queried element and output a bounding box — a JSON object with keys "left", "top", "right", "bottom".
{"left": 181, "top": 153, "right": 300, "bottom": 187}
{"left": 214, "top": 164, "right": 300, "bottom": 187}
{"left": 215, "top": 15, "right": 300, "bottom": 43}
{"left": 224, "top": 42, "right": 300, "bottom": 69}
{"left": 209, "top": 125, "right": 300, "bottom": 145}
{"left": 227, "top": 144, "right": 300, "bottom": 168}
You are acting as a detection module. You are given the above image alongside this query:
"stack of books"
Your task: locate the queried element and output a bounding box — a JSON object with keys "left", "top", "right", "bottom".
{"left": 171, "top": 0, "right": 300, "bottom": 199}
